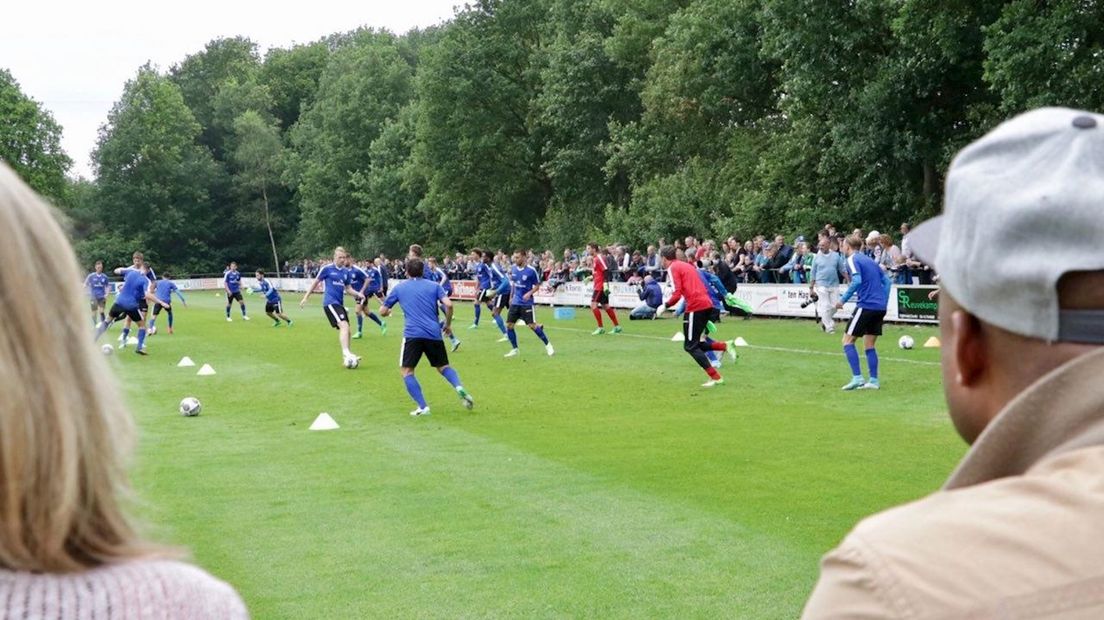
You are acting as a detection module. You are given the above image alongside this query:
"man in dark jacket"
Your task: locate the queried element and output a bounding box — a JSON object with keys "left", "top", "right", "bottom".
{"left": 630, "top": 275, "right": 664, "bottom": 320}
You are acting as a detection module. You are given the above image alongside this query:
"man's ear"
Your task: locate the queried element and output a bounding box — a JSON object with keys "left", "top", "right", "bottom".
{"left": 951, "top": 309, "right": 986, "bottom": 386}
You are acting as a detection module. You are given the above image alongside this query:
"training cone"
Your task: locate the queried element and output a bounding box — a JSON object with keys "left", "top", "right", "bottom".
{"left": 671, "top": 332, "right": 684, "bottom": 342}
{"left": 177, "top": 356, "right": 196, "bottom": 367}
{"left": 734, "top": 337, "right": 749, "bottom": 347}
{"left": 309, "top": 413, "right": 339, "bottom": 431}
{"left": 923, "top": 336, "right": 941, "bottom": 348}
{"left": 196, "top": 364, "right": 217, "bottom": 376}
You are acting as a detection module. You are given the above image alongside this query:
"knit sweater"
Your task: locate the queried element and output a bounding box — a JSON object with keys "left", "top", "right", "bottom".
{"left": 0, "top": 559, "right": 248, "bottom": 619}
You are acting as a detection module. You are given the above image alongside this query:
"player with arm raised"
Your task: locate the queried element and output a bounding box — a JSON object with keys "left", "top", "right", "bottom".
{"left": 299, "top": 246, "right": 361, "bottom": 367}
{"left": 252, "top": 270, "right": 292, "bottom": 327}
{"left": 656, "top": 246, "right": 730, "bottom": 387}
{"left": 223, "top": 261, "right": 249, "bottom": 322}
{"left": 95, "top": 264, "right": 167, "bottom": 356}
{"left": 112, "top": 252, "right": 156, "bottom": 349}
{"left": 586, "top": 242, "right": 622, "bottom": 335}
{"left": 84, "top": 260, "right": 110, "bottom": 327}
{"left": 149, "top": 273, "right": 186, "bottom": 335}
{"left": 503, "top": 250, "right": 554, "bottom": 358}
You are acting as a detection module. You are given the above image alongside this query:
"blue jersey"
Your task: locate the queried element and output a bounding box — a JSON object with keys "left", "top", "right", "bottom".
{"left": 224, "top": 270, "right": 242, "bottom": 293}
{"left": 383, "top": 278, "right": 447, "bottom": 340}
{"left": 316, "top": 263, "right": 350, "bottom": 306}
{"left": 120, "top": 266, "right": 155, "bottom": 293}
{"left": 426, "top": 267, "right": 453, "bottom": 295}
{"left": 117, "top": 270, "right": 149, "bottom": 310}
{"left": 845, "top": 252, "right": 890, "bottom": 310}
{"left": 365, "top": 266, "right": 383, "bottom": 293}
{"left": 698, "top": 269, "right": 725, "bottom": 310}
{"left": 473, "top": 262, "right": 491, "bottom": 289}
{"left": 509, "top": 265, "right": 541, "bottom": 307}
{"left": 155, "top": 279, "right": 179, "bottom": 303}
{"left": 346, "top": 266, "right": 368, "bottom": 294}
{"left": 489, "top": 263, "right": 506, "bottom": 291}
{"left": 255, "top": 280, "right": 280, "bottom": 303}
{"left": 85, "top": 272, "right": 109, "bottom": 300}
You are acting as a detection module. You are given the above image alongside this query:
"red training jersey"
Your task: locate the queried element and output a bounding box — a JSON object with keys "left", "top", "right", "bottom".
{"left": 665, "top": 259, "right": 713, "bottom": 313}
{"left": 592, "top": 254, "right": 607, "bottom": 291}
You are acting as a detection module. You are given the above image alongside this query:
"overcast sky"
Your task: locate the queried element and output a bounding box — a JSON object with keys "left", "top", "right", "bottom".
{"left": 1, "top": 0, "right": 459, "bottom": 178}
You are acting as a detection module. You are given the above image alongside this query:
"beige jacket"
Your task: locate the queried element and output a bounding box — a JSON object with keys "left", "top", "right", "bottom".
{"left": 803, "top": 347, "right": 1104, "bottom": 619}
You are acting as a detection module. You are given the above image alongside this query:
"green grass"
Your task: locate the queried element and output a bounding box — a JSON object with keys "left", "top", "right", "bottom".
{"left": 114, "top": 293, "right": 964, "bottom": 618}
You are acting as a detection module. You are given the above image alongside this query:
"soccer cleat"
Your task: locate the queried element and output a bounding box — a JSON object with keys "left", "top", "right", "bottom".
{"left": 545, "top": 343, "right": 555, "bottom": 356}
{"left": 860, "top": 379, "right": 881, "bottom": 390}
{"left": 457, "top": 387, "right": 474, "bottom": 410}
{"left": 504, "top": 348, "right": 519, "bottom": 358}
{"left": 728, "top": 341, "right": 738, "bottom": 362}
{"left": 705, "top": 321, "right": 717, "bottom": 334}
{"left": 497, "top": 336, "right": 509, "bottom": 343}
{"left": 611, "top": 326, "right": 623, "bottom": 334}
{"left": 841, "top": 377, "right": 866, "bottom": 391}
{"left": 701, "top": 378, "right": 725, "bottom": 388}
{"left": 243, "top": 315, "right": 250, "bottom": 321}
{"left": 591, "top": 328, "right": 605, "bottom": 336}
{"left": 380, "top": 321, "right": 388, "bottom": 335}
{"left": 410, "top": 406, "right": 431, "bottom": 417}
{"left": 352, "top": 331, "right": 363, "bottom": 339}
{"left": 468, "top": 323, "right": 479, "bottom": 330}
{"left": 273, "top": 321, "right": 281, "bottom": 327}
{"left": 287, "top": 320, "right": 294, "bottom": 327}
{"left": 226, "top": 317, "right": 232, "bottom": 322}
{"left": 135, "top": 348, "right": 148, "bottom": 356}
{"left": 451, "top": 339, "right": 461, "bottom": 352}
{"left": 148, "top": 327, "right": 157, "bottom": 335}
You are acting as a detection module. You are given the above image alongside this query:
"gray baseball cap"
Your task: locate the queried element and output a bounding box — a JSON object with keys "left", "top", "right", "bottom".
{"left": 911, "top": 107, "right": 1104, "bottom": 343}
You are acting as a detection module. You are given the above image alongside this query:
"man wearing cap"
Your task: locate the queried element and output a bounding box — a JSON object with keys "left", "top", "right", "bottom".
{"left": 803, "top": 107, "right": 1104, "bottom": 617}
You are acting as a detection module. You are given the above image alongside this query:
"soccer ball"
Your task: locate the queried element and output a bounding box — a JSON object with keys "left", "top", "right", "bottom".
{"left": 898, "top": 335, "right": 915, "bottom": 350}
{"left": 343, "top": 356, "right": 359, "bottom": 370}
{"left": 101, "top": 344, "right": 114, "bottom": 356}
{"left": 179, "top": 397, "right": 202, "bottom": 417}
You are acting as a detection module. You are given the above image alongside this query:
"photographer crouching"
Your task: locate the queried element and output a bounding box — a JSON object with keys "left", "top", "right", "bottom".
{"left": 808, "top": 236, "right": 849, "bottom": 333}
{"left": 630, "top": 275, "right": 664, "bottom": 320}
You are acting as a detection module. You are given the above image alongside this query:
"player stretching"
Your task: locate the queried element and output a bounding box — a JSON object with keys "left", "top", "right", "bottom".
{"left": 84, "top": 260, "right": 110, "bottom": 327}
{"left": 426, "top": 257, "right": 461, "bottom": 351}
{"left": 253, "top": 270, "right": 292, "bottom": 327}
{"left": 348, "top": 260, "right": 385, "bottom": 338}
{"left": 503, "top": 250, "right": 554, "bottom": 358}
{"left": 224, "top": 261, "right": 249, "bottom": 321}
{"left": 836, "top": 235, "right": 892, "bottom": 390}
{"left": 586, "top": 242, "right": 621, "bottom": 335}
{"left": 379, "top": 257, "right": 474, "bottom": 416}
{"left": 656, "top": 246, "right": 731, "bottom": 387}
{"left": 299, "top": 247, "right": 361, "bottom": 367}
{"left": 149, "top": 273, "right": 186, "bottom": 335}
{"left": 95, "top": 265, "right": 167, "bottom": 356}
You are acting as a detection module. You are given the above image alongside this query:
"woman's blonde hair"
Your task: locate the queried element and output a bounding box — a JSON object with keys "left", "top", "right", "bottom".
{"left": 0, "top": 163, "right": 159, "bottom": 572}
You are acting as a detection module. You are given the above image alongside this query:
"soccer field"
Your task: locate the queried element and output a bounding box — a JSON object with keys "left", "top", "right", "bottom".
{"left": 115, "top": 293, "right": 962, "bottom": 618}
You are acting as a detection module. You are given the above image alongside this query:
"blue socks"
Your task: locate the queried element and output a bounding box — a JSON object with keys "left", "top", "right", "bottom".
{"left": 493, "top": 314, "right": 506, "bottom": 334}
{"left": 404, "top": 375, "right": 427, "bottom": 408}
{"left": 441, "top": 366, "right": 462, "bottom": 389}
{"left": 122, "top": 327, "right": 130, "bottom": 343}
{"left": 368, "top": 312, "right": 382, "bottom": 326}
{"left": 474, "top": 303, "right": 481, "bottom": 324}
{"left": 866, "top": 347, "right": 879, "bottom": 380}
{"left": 533, "top": 326, "right": 549, "bottom": 345}
{"left": 357, "top": 314, "right": 364, "bottom": 332}
{"left": 137, "top": 328, "right": 146, "bottom": 350}
{"left": 149, "top": 318, "right": 157, "bottom": 331}
{"left": 507, "top": 328, "right": 519, "bottom": 348}
{"left": 844, "top": 343, "right": 862, "bottom": 377}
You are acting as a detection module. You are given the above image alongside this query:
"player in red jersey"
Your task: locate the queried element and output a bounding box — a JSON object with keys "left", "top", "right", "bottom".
{"left": 586, "top": 242, "right": 622, "bottom": 335}
{"left": 656, "top": 246, "right": 733, "bottom": 387}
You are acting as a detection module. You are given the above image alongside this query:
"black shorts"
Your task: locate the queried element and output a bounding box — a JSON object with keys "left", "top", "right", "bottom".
{"left": 494, "top": 293, "right": 509, "bottom": 311}
{"left": 138, "top": 298, "right": 148, "bottom": 312}
{"left": 363, "top": 290, "right": 382, "bottom": 303}
{"left": 90, "top": 298, "right": 106, "bottom": 311}
{"left": 401, "top": 338, "right": 449, "bottom": 368}
{"left": 683, "top": 309, "right": 709, "bottom": 344}
{"left": 109, "top": 303, "right": 143, "bottom": 324}
{"left": 591, "top": 289, "right": 610, "bottom": 305}
{"left": 324, "top": 304, "right": 349, "bottom": 329}
{"left": 265, "top": 301, "right": 283, "bottom": 314}
{"left": 227, "top": 291, "right": 243, "bottom": 302}
{"left": 478, "top": 288, "right": 494, "bottom": 303}
{"left": 152, "top": 302, "right": 171, "bottom": 316}
{"left": 847, "top": 308, "right": 886, "bottom": 337}
{"left": 708, "top": 307, "right": 721, "bottom": 323}
{"left": 507, "top": 305, "right": 535, "bottom": 325}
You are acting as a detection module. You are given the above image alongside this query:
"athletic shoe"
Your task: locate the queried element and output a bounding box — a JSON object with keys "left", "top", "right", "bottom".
{"left": 701, "top": 378, "right": 725, "bottom": 388}
{"left": 457, "top": 387, "right": 474, "bottom": 410}
{"left": 243, "top": 315, "right": 250, "bottom": 321}
{"left": 860, "top": 379, "right": 881, "bottom": 390}
{"left": 380, "top": 321, "right": 388, "bottom": 335}
{"left": 135, "top": 349, "right": 148, "bottom": 356}
{"left": 841, "top": 377, "right": 866, "bottom": 391}
{"left": 352, "top": 331, "right": 363, "bottom": 339}
{"left": 287, "top": 320, "right": 294, "bottom": 327}
{"left": 591, "top": 328, "right": 606, "bottom": 336}
{"left": 148, "top": 327, "right": 157, "bottom": 335}
{"left": 504, "top": 348, "right": 519, "bottom": 358}
{"left": 410, "top": 406, "right": 431, "bottom": 417}
{"left": 705, "top": 321, "right": 717, "bottom": 334}
{"left": 497, "top": 336, "right": 509, "bottom": 343}
{"left": 545, "top": 343, "right": 555, "bottom": 356}
{"left": 226, "top": 317, "right": 232, "bottom": 322}
{"left": 451, "top": 339, "right": 461, "bottom": 352}
{"left": 468, "top": 324, "right": 479, "bottom": 330}
{"left": 727, "top": 341, "right": 738, "bottom": 362}
{"left": 611, "top": 326, "right": 623, "bottom": 334}
{"left": 273, "top": 321, "right": 281, "bottom": 328}
{"left": 825, "top": 328, "right": 835, "bottom": 334}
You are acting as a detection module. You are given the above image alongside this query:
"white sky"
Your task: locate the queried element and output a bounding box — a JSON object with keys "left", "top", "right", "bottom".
{"left": 0, "top": 0, "right": 459, "bottom": 179}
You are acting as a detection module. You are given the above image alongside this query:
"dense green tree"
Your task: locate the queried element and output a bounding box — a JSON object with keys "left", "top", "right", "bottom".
{"left": 0, "top": 69, "right": 72, "bottom": 201}
{"left": 232, "top": 110, "right": 286, "bottom": 275}
{"left": 260, "top": 43, "right": 329, "bottom": 132}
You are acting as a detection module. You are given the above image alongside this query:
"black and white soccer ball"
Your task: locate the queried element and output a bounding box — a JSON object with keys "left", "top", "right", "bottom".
{"left": 179, "top": 397, "right": 202, "bottom": 417}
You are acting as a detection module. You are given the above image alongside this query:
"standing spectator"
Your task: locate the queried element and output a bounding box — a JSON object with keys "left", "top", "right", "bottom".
{"left": 775, "top": 235, "right": 794, "bottom": 265}
{"left": 780, "top": 241, "right": 811, "bottom": 283}
{"left": 809, "top": 237, "right": 848, "bottom": 333}
{"left": 644, "top": 245, "right": 662, "bottom": 279}
{"left": 877, "top": 234, "right": 905, "bottom": 283}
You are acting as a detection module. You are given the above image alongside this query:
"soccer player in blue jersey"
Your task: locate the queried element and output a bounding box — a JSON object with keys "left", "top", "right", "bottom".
{"left": 300, "top": 247, "right": 362, "bottom": 367}
{"left": 149, "top": 273, "right": 187, "bottom": 335}
{"left": 380, "top": 257, "right": 474, "bottom": 416}
{"left": 835, "top": 235, "right": 893, "bottom": 390}
{"left": 426, "top": 256, "right": 461, "bottom": 351}
{"left": 84, "top": 260, "right": 110, "bottom": 327}
{"left": 468, "top": 248, "right": 492, "bottom": 330}
{"left": 483, "top": 251, "right": 510, "bottom": 340}
{"left": 112, "top": 252, "right": 157, "bottom": 349}
{"left": 362, "top": 259, "right": 387, "bottom": 335}
{"left": 95, "top": 264, "right": 167, "bottom": 355}
{"left": 224, "top": 261, "right": 249, "bottom": 321}
{"left": 348, "top": 259, "right": 385, "bottom": 339}
{"left": 252, "top": 270, "right": 292, "bottom": 326}
{"left": 503, "top": 250, "right": 554, "bottom": 358}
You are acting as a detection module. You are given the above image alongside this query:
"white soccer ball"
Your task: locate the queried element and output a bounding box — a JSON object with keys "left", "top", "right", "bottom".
{"left": 179, "top": 397, "right": 202, "bottom": 417}
{"left": 898, "top": 335, "right": 915, "bottom": 350}
{"left": 343, "top": 356, "right": 359, "bottom": 369}
{"left": 101, "top": 344, "right": 114, "bottom": 356}
{"left": 149, "top": 327, "right": 157, "bottom": 335}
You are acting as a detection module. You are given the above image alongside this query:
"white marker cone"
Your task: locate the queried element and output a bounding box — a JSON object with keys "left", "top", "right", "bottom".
{"left": 923, "top": 336, "right": 941, "bottom": 348}
{"left": 309, "top": 413, "right": 339, "bottom": 431}
{"left": 671, "top": 332, "right": 684, "bottom": 342}
{"left": 197, "top": 364, "right": 217, "bottom": 376}
{"left": 734, "top": 337, "right": 749, "bottom": 347}
{"left": 178, "top": 356, "right": 196, "bottom": 367}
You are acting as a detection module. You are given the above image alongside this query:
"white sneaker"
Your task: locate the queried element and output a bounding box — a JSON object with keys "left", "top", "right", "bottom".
{"left": 410, "top": 406, "right": 431, "bottom": 416}
{"left": 243, "top": 315, "right": 250, "bottom": 321}
{"left": 728, "top": 341, "right": 738, "bottom": 362}
{"left": 497, "top": 336, "right": 509, "bottom": 343}
{"left": 545, "top": 343, "right": 555, "bottom": 356}
{"left": 226, "top": 317, "right": 233, "bottom": 322}
{"left": 451, "top": 339, "right": 461, "bottom": 352}
{"left": 504, "top": 348, "right": 519, "bottom": 358}
{"left": 701, "top": 379, "right": 725, "bottom": 388}
{"left": 149, "top": 327, "right": 157, "bottom": 335}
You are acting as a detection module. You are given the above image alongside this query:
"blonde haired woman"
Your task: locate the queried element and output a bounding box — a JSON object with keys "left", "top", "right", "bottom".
{"left": 0, "top": 163, "right": 247, "bottom": 618}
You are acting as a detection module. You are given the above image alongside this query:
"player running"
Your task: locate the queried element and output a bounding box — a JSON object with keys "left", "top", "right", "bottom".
{"left": 425, "top": 256, "right": 461, "bottom": 351}
{"left": 348, "top": 259, "right": 385, "bottom": 339}
{"left": 586, "top": 242, "right": 622, "bottom": 335}
{"left": 361, "top": 260, "right": 387, "bottom": 335}
{"left": 94, "top": 264, "right": 167, "bottom": 356}
{"left": 468, "top": 248, "right": 491, "bottom": 329}
{"left": 224, "top": 261, "right": 249, "bottom": 322}
{"left": 149, "top": 273, "right": 186, "bottom": 335}
{"left": 299, "top": 247, "right": 363, "bottom": 367}
{"left": 836, "top": 235, "right": 892, "bottom": 390}
{"left": 503, "top": 250, "right": 554, "bottom": 358}
{"left": 112, "top": 252, "right": 157, "bottom": 349}
{"left": 485, "top": 251, "right": 511, "bottom": 341}
{"left": 84, "top": 260, "right": 110, "bottom": 327}
{"left": 379, "top": 257, "right": 474, "bottom": 417}
{"left": 656, "top": 246, "right": 732, "bottom": 387}
{"left": 252, "top": 270, "right": 292, "bottom": 327}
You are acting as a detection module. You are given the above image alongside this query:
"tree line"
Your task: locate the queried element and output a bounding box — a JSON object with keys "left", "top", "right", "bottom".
{"left": 4, "top": 0, "right": 1103, "bottom": 275}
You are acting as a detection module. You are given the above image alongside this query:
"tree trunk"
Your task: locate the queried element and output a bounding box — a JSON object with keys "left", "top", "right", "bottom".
{"left": 262, "top": 184, "right": 281, "bottom": 279}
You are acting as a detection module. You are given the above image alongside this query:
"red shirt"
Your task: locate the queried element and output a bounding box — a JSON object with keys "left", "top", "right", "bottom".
{"left": 665, "top": 259, "right": 713, "bottom": 313}
{"left": 592, "top": 254, "right": 607, "bottom": 291}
